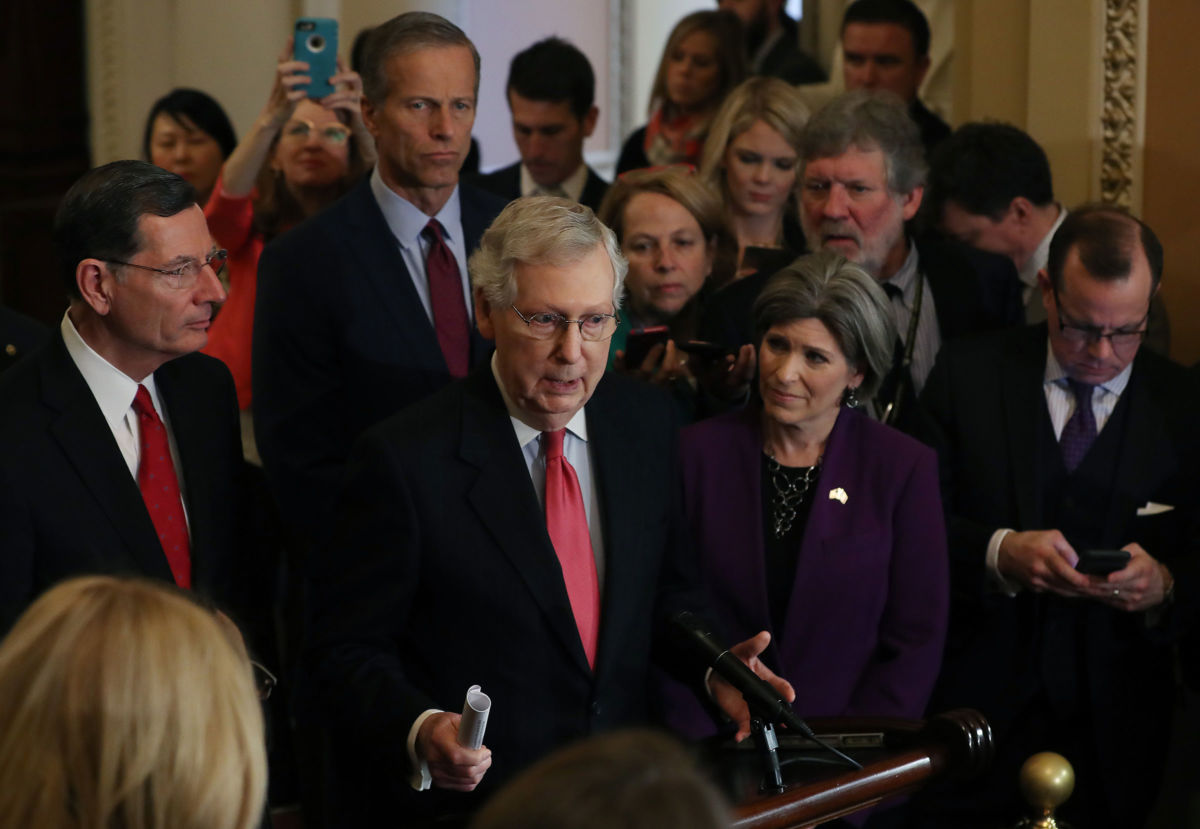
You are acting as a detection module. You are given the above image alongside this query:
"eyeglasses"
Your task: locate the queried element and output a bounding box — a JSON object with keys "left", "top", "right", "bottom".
{"left": 281, "top": 118, "right": 351, "bottom": 145}
{"left": 250, "top": 660, "right": 277, "bottom": 701}
{"left": 510, "top": 305, "right": 620, "bottom": 341}
{"left": 1051, "top": 284, "right": 1149, "bottom": 350}
{"left": 106, "top": 249, "right": 228, "bottom": 290}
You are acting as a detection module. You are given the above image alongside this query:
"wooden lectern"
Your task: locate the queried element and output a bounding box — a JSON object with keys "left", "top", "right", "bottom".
{"left": 698, "top": 709, "right": 993, "bottom": 828}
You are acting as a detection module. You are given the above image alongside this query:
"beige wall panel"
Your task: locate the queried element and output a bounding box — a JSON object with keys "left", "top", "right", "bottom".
{"left": 953, "top": 0, "right": 1029, "bottom": 128}
{"left": 1026, "top": 0, "right": 1103, "bottom": 208}
{"left": 1142, "top": 0, "right": 1200, "bottom": 364}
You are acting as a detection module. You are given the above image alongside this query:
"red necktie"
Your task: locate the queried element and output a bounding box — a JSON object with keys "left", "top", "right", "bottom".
{"left": 423, "top": 219, "right": 470, "bottom": 378}
{"left": 543, "top": 429, "right": 600, "bottom": 668}
{"left": 132, "top": 385, "right": 192, "bottom": 588}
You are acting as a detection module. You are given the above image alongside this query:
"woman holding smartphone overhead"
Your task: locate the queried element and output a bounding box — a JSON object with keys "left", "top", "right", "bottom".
{"left": 202, "top": 39, "right": 374, "bottom": 458}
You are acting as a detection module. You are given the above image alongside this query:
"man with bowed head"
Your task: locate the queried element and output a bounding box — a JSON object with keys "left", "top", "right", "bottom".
{"left": 918, "top": 206, "right": 1199, "bottom": 829}
{"left": 307, "top": 197, "right": 793, "bottom": 824}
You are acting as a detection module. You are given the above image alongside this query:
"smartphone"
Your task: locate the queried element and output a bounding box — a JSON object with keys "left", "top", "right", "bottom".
{"left": 1076, "top": 549, "right": 1131, "bottom": 575}
{"left": 678, "top": 339, "right": 734, "bottom": 362}
{"left": 294, "top": 18, "right": 339, "bottom": 99}
{"left": 623, "top": 326, "right": 669, "bottom": 369}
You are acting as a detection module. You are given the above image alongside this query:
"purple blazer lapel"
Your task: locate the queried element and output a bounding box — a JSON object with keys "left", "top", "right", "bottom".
{"left": 776, "top": 407, "right": 861, "bottom": 671}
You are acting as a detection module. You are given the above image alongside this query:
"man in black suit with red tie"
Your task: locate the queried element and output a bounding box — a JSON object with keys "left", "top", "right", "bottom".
{"left": 0, "top": 160, "right": 257, "bottom": 640}
{"left": 917, "top": 206, "right": 1200, "bottom": 829}
{"left": 306, "top": 197, "right": 792, "bottom": 826}
{"left": 254, "top": 11, "right": 507, "bottom": 550}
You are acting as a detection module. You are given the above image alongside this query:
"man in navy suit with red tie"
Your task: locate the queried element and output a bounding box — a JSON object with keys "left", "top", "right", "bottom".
{"left": 253, "top": 11, "right": 507, "bottom": 550}
{"left": 0, "top": 160, "right": 256, "bottom": 640}
{"left": 306, "top": 197, "right": 793, "bottom": 825}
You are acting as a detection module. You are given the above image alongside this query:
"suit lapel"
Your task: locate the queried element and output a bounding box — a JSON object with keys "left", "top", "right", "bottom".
{"left": 459, "top": 371, "right": 592, "bottom": 674}
{"left": 1002, "top": 327, "right": 1049, "bottom": 529}
{"left": 586, "top": 379, "right": 652, "bottom": 679}
{"left": 1103, "top": 358, "right": 1174, "bottom": 543}
{"left": 41, "top": 335, "right": 173, "bottom": 581}
{"left": 155, "top": 359, "right": 214, "bottom": 586}
{"left": 341, "top": 182, "right": 448, "bottom": 372}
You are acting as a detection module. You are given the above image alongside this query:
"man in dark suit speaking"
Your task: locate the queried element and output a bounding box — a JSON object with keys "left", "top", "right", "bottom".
{"left": 253, "top": 11, "right": 507, "bottom": 548}
{"left": 306, "top": 197, "right": 791, "bottom": 824}
{"left": 917, "top": 206, "right": 1199, "bottom": 829}
{"left": 0, "top": 161, "right": 254, "bottom": 637}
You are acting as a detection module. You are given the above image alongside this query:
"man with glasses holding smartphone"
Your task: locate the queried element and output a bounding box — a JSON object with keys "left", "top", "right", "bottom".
{"left": 915, "top": 205, "right": 1199, "bottom": 829}
{"left": 0, "top": 161, "right": 264, "bottom": 647}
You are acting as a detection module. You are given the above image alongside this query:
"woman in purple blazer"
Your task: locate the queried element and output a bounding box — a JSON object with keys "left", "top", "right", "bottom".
{"left": 661, "top": 251, "right": 949, "bottom": 740}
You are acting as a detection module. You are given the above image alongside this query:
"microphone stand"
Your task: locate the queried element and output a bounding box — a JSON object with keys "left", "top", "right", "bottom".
{"left": 750, "top": 716, "right": 785, "bottom": 793}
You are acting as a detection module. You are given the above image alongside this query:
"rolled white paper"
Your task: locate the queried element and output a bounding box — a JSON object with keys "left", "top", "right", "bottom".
{"left": 458, "top": 684, "right": 491, "bottom": 750}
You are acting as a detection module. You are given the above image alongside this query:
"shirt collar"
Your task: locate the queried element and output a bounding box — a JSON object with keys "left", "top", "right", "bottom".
{"left": 490, "top": 352, "right": 589, "bottom": 448}
{"left": 60, "top": 310, "right": 160, "bottom": 428}
{"left": 519, "top": 162, "right": 589, "bottom": 203}
{"left": 370, "top": 165, "right": 463, "bottom": 250}
{"left": 1021, "top": 204, "right": 1067, "bottom": 289}
{"left": 1043, "top": 338, "right": 1133, "bottom": 396}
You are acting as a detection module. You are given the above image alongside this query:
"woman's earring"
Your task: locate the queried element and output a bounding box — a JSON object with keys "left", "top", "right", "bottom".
{"left": 843, "top": 385, "right": 861, "bottom": 409}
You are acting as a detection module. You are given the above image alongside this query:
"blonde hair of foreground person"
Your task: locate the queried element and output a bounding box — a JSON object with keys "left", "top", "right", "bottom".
{"left": 470, "top": 729, "right": 730, "bottom": 829}
{"left": 0, "top": 576, "right": 266, "bottom": 829}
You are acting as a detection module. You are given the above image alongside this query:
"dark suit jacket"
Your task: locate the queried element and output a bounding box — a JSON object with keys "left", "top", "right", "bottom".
{"left": 910, "top": 98, "right": 951, "bottom": 158}
{"left": 919, "top": 324, "right": 1200, "bottom": 825}
{"left": 0, "top": 305, "right": 48, "bottom": 374}
{"left": 702, "top": 237, "right": 1019, "bottom": 350}
{"left": 305, "top": 367, "right": 702, "bottom": 821}
{"left": 470, "top": 162, "right": 609, "bottom": 212}
{"left": 659, "top": 407, "right": 948, "bottom": 736}
{"left": 0, "top": 332, "right": 254, "bottom": 636}
{"left": 252, "top": 177, "right": 507, "bottom": 549}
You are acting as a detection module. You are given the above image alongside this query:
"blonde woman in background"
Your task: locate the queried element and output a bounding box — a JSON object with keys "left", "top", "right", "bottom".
{"left": 615, "top": 10, "right": 747, "bottom": 174}
{"left": 0, "top": 576, "right": 267, "bottom": 829}
{"left": 700, "top": 76, "right": 810, "bottom": 280}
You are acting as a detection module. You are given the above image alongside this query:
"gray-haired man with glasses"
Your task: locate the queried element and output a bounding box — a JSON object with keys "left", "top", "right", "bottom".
{"left": 915, "top": 205, "right": 1200, "bottom": 829}
{"left": 307, "top": 196, "right": 793, "bottom": 824}
{"left": 0, "top": 160, "right": 265, "bottom": 652}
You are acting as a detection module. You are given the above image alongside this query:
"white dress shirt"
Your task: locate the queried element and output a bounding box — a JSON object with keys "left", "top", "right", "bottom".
{"left": 370, "top": 166, "right": 473, "bottom": 324}
{"left": 519, "top": 162, "right": 590, "bottom": 203}
{"left": 59, "top": 311, "right": 190, "bottom": 530}
{"left": 1020, "top": 205, "right": 1067, "bottom": 323}
{"left": 985, "top": 344, "right": 1133, "bottom": 592}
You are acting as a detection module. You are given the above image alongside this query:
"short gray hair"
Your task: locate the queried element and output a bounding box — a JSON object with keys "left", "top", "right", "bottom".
{"left": 800, "top": 90, "right": 926, "bottom": 196}
{"left": 469, "top": 197, "right": 627, "bottom": 310}
{"left": 361, "top": 12, "right": 481, "bottom": 103}
{"left": 752, "top": 250, "right": 896, "bottom": 399}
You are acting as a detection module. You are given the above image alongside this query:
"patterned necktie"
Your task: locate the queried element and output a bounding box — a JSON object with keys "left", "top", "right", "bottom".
{"left": 1060, "top": 379, "right": 1097, "bottom": 472}
{"left": 543, "top": 429, "right": 600, "bottom": 668}
{"left": 422, "top": 219, "right": 470, "bottom": 378}
{"left": 131, "top": 385, "right": 192, "bottom": 588}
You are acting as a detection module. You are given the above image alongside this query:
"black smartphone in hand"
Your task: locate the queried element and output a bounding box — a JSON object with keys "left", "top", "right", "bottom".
{"left": 1076, "top": 549, "right": 1131, "bottom": 575}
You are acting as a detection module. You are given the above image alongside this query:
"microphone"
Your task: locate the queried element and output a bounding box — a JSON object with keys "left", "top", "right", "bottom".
{"left": 672, "top": 611, "right": 815, "bottom": 737}
{"left": 671, "top": 611, "right": 862, "bottom": 770}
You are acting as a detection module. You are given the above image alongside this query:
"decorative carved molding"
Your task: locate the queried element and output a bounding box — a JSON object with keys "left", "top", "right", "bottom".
{"left": 1100, "top": 0, "right": 1139, "bottom": 208}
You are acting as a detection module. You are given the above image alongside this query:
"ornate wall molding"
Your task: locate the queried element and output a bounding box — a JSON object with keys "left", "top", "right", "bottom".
{"left": 1099, "top": 0, "right": 1141, "bottom": 208}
